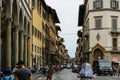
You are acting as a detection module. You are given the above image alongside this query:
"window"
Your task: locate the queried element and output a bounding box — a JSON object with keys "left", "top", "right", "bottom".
{"left": 32, "top": 0, "right": 35, "bottom": 8}
{"left": 112, "top": 38, "right": 117, "bottom": 50}
{"left": 93, "top": 0, "right": 103, "bottom": 9}
{"left": 32, "top": 44, "right": 35, "bottom": 51}
{"left": 95, "top": 17, "right": 102, "bottom": 28}
{"left": 111, "top": 0, "right": 119, "bottom": 9}
{"left": 32, "top": 25, "right": 34, "bottom": 35}
{"left": 112, "top": 17, "right": 117, "bottom": 31}
{"left": 37, "top": 0, "right": 40, "bottom": 11}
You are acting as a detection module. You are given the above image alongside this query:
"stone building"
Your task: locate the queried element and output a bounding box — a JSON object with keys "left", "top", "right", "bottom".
{"left": 78, "top": 0, "right": 120, "bottom": 65}
{"left": 31, "top": 0, "right": 60, "bottom": 66}
{"left": 0, "top": 0, "right": 31, "bottom": 69}
{"left": 0, "top": 0, "right": 66, "bottom": 69}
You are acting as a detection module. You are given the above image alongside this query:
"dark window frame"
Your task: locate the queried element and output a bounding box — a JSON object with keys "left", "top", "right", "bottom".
{"left": 112, "top": 17, "right": 118, "bottom": 32}
{"left": 111, "top": 0, "right": 119, "bottom": 9}
{"left": 112, "top": 38, "right": 117, "bottom": 50}
{"left": 95, "top": 17, "right": 102, "bottom": 28}
{"left": 93, "top": 0, "right": 103, "bottom": 9}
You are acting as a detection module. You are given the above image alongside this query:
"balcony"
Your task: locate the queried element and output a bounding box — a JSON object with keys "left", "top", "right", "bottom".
{"left": 111, "top": 29, "right": 120, "bottom": 36}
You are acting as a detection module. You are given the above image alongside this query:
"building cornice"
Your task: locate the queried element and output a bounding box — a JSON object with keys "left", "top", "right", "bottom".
{"left": 84, "top": 8, "right": 120, "bottom": 22}
{"left": 89, "top": 8, "right": 120, "bottom": 12}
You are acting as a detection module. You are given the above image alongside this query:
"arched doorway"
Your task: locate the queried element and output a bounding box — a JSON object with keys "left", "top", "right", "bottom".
{"left": 93, "top": 49, "right": 104, "bottom": 60}
{"left": 92, "top": 43, "right": 105, "bottom": 61}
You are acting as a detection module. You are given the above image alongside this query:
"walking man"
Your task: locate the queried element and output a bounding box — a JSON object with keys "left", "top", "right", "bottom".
{"left": 14, "top": 60, "right": 32, "bottom": 80}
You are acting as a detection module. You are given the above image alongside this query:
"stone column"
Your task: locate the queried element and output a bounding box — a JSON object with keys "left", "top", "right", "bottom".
{"left": 6, "top": 18, "right": 12, "bottom": 68}
{"left": 19, "top": 32, "right": 24, "bottom": 61}
{"left": 14, "top": 26, "right": 18, "bottom": 66}
{"left": 27, "top": 37, "right": 31, "bottom": 66}
{"left": 0, "top": 3, "right": 2, "bottom": 68}
{"left": 24, "top": 35, "right": 27, "bottom": 67}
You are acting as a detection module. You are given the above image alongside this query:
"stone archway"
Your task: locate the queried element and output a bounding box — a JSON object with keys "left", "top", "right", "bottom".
{"left": 11, "top": 0, "right": 19, "bottom": 69}
{"left": 92, "top": 43, "right": 105, "bottom": 61}
{"left": 24, "top": 16, "right": 27, "bottom": 32}
{"left": 19, "top": 9, "right": 23, "bottom": 28}
{"left": 94, "top": 49, "right": 104, "bottom": 60}
{"left": 12, "top": 0, "right": 18, "bottom": 25}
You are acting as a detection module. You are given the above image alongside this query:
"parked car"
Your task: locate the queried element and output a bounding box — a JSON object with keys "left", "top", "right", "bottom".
{"left": 93, "top": 59, "right": 113, "bottom": 76}
{"left": 72, "top": 65, "right": 80, "bottom": 73}
{"left": 66, "top": 64, "right": 71, "bottom": 69}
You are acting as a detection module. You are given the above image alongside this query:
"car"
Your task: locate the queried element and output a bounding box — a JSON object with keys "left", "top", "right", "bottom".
{"left": 72, "top": 65, "right": 80, "bottom": 73}
{"left": 66, "top": 64, "right": 71, "bottom": 69}
{"left": 93, "top": 59, "right": 113, "bottom": 76}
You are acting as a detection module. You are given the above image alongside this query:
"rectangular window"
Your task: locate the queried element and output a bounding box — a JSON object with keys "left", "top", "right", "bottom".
{"left": 37, "top": 0, "right": 40, "bottom": 11}
{"left": 111, "top": 0, "right": 119, "bottom": 9}
{"left": 32, "top": 25, "right": 34, "bottom": 35}
{"left": 112, "top": 38, "right": 117, "bottom": 50}
{"left": 112, "top": 17, "right": 117, "bottom": 31}
{"left": 32, "top": 0, "right": 35, "bottom": 8}
{"left": 93, "top": 0, "right": 103, "bottom": 9}
{"left": 95, "top": 17, "right": 102, "bottom": 28}
{"left": 32, "top": 44, "right": 35, "bottom": 52}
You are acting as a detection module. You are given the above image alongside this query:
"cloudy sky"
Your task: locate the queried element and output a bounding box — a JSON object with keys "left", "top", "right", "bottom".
{"left": 45, "top": 0, "right": 83, "bottom": 58}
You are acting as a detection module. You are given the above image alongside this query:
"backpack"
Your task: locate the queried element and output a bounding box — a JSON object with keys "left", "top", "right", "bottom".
{"left": 3, "top": 76, "right": 13, "bottom": 80}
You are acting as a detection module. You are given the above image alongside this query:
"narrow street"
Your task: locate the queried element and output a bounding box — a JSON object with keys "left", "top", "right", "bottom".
{"left": 37, "top": 69, "right": 120, "bottom": 80}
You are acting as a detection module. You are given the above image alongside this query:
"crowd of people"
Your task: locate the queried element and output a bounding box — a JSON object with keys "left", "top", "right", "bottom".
{"left": 0, "top": 61, "right": 61, "bottom": 80}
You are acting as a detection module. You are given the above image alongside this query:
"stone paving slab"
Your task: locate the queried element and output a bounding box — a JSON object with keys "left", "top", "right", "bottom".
{"left": 32, "top": 73, "right": 42, "bottom": 80}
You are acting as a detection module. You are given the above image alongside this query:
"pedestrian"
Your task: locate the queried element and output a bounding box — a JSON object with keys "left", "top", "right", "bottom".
{"left": 112, "top": 65, "right": 117, "bottom": 76}
{"left": 118, "top": 66, "right": 120, "bottom": 76}
{"left": 79, "top": 61, "right": 94, "bottom": 80}
{"left": 42, "top": 66, "right": 47, "bottom": 76}
{"left": 46, "top": 65, "right": 53, "bottom": 80}
{"left": 0, "top": 71, "right": 4, "bottom": 80}
{"left": 14, "top": 60, "right": 32, "bottom": 80}
{"left": 2, "top": 67, "right": 14, "bottom": 80}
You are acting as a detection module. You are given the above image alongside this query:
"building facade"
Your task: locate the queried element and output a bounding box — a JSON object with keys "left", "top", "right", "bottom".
{"left": 78, "top": 0, "right": 120, "bottom": 64}
{"left": 0, "top": 0, "right": 32, "bottom": 69}
{"left": 32, "top": 0, "right": 61, "bottom": 66}
{"left": 0, "top": 0, "right": 67, "bottom": 69}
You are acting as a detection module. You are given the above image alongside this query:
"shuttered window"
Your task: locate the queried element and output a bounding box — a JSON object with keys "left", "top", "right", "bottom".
{"left": 113, "top": 38, "right": 117, "bottom": 50}
{"left": 112, "top": 17, "right": 117, "bottom": 32}
{"left": 95, "top": 17, "right": 102, "bottom": 28}
{"left": 93, "top": 0, "right": 103, "bottom": 9}
{"left": 111, "top": 0, "right": 119, "bottom": 9}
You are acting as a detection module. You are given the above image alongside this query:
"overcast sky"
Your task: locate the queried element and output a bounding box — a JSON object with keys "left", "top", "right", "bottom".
{"left": 45, "top": 0, "right": 83, "bottom": 58}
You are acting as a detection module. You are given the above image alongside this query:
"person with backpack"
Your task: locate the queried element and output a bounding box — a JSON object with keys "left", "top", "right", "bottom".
{"left": 2, "top": 67, "right": 14, "bottom": 80}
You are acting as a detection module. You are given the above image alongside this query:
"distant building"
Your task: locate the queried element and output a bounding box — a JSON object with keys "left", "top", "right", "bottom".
{"left": 78, "top": 0, "right": 120, "bottom": 65}
{"left": 31, "top": 0, "right": 60, "bottom": 66}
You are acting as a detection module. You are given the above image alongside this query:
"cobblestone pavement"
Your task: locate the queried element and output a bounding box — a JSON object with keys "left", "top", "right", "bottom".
{"left": 36, "top": 69, "right": 120, "bottom": 80}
